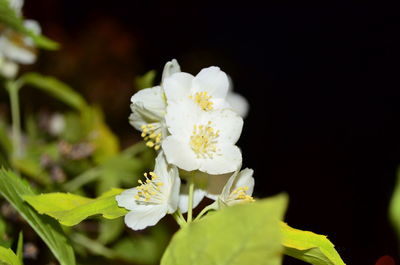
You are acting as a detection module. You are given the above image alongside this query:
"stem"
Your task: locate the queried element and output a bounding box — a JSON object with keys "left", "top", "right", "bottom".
{"left": 6, "top": 80, "right": 22, "bottom": 158}
{"left": 187, "top": 178, "right": 195, "bottom": 223}
{"left": 173, "top": 211, "right": 186, "bottom": 227}
{"left": 194, "top": 204, "right": 215, "bottom": 222}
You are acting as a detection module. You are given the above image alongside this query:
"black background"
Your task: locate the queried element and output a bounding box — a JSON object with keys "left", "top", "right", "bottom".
{"left": 23, "top": 1, "right": 400, "bottom": 264}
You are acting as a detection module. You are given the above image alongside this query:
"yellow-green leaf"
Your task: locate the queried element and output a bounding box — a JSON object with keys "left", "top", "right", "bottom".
{"left": 389, "top": 167, "right": 400, "bottom": 239}
{"left": 23, "top": 188, "right": 127, "bottom": 226}
{"left": 161, "top": 194, "right": 288, "bottom": 265}
{"left": 0, "top": 246, "right": 21, "bottom": 265}
{"left": 135, "top": 70, "right": 156, "bottom": 90}
{"left": 281, "top": 222, "right": 345, "bottom": 265}
{"left": 0, "top": 169, "right": 75, "bottom": 265}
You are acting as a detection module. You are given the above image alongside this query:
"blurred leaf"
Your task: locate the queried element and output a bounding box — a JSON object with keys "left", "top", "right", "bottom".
{"left": 70, "top": 233, "right": 116, "bottom": 259}
{"left": 114, "top": 224, "right": 170, "bottom": 265}
{"left": 96, "top": 155, "right": 142, "bottom": 195}
{"left": 98, "top": 218, "right": 124, "bottom": 245}
{"left": 11, "top": 143, "right": 58, "bottom": 186}
{"left": 161, "top": 194, "right": 288, "bottom": 265}
{"left": 0, "top": 169, "right": 76, "bottom": 265}
{"left": 16, "top": 232, "right": 23, "bottom": 265}
{"left": 63, "top": 142, "right": 148, "bottom": 192}
{"left": 20, "top": 73, "right": 87, "bottom": 111}
{"left": 281, "top": 222, "right": 345, "bottom": 265}
{"left": 23, "top": 188, "right": 127, "bottom": 226}
{"left": 83, "top": 107, "right": 119, "bottom": 164}
{"left": 0, "top": 216, "right": 5, "bottom": 238}
{"left": 0, "top": 0, "right": 59, "bottom": 50}
{"left": 0, "top": 246, "right": 21, "bottom": 265}
{"left": 135, "top": 70, "right": 156, "bottom": 90}
{"left": 0, "top": 119, "right": 12, "bottom": 155}
{"left": 389, "top": 167, "right": 400, "bottom": 240}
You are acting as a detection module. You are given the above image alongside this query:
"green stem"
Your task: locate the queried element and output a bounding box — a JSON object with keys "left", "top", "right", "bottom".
{"left": 173, "top": 211, "right": 186, "bottom": 227}
{"left": 194, "top": 204, "right": 215, "bottom": 222}
{"left": 187, "top": 178, "right": 195, "bottom": 223}
{"left": 6, "top": 80, "right": 22, "bottom": 158}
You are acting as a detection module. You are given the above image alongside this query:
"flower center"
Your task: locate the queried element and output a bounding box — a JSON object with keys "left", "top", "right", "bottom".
{"left": 230, "top": 186, "right": 255, "bottom": 202}
{"left": 140, "top": 124, "right": 162, "bottom": 150}
{"left": 191, "top": 92, "right": 214, "bottom": 111}
{"left": 190, "top": 121, "right": 220, "bottom": 158}
{"left": 134, "top": 172, "right": 164, "bottom": 203}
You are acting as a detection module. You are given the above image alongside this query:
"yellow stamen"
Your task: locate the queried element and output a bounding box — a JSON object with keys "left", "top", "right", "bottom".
{"left": 134, "top": 172, "right": 164, "bottom": 203}
{"left": 140, "top": 124, "right": 162, "bottom": 150}
{"left": 231, "top": 186, "right": 255, "bottom": 202}
{"left": 190, "top": 121, "right": 219, "bottom": 158}
{"left": 190, "top": 91, "right": 214, "bottom": 111}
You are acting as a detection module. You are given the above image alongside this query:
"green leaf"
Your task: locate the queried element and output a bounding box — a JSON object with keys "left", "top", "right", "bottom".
{"left": 281, "top": 222, "right": 345, "bottom": 265}
{"left": 389, "top": 167, "right": 400, "bottom": 240}
{"left": 20, "top": 73, "right": 87, "bottom": 111}
{"left": 0, "top": 246, "right": 21, "bottom": 265}
{"left": 135, "top": 70, "right": 156, "bottom": 90}
{"left": 16, "top": 232, "right": 23, "bottom": 265}
{"left": 161, "top": 194, "right": 288, "bottom": 265}
{"left": 0, "top": 169, "right": 75, "bottom": 265}
{"left": 23, "top": 188, "right": 128, "bottom": 226}
{"left": 0, "top": 0, "right": 59, "bottom": 50}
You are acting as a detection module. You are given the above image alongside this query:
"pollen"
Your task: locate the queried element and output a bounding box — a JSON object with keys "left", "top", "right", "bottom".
{"left": 134, "top": 172, "right": 164, "bottom": 202}
{"left": 190, "top": 121, "right": 220, "bottom": 158}
{"left": 190, "top": 91, "right": 214, "bottom": 111}
{"left": 231, "top": 186, "right": 255, "bottom": 202}
{"left": 140, "top": 124, "right": 162, "bottom": 150}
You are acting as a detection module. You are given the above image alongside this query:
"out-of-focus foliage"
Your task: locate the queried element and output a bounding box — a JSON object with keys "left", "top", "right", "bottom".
{"left": 0, "top": 169, "right": 76, "bottom": 265}
{"left": 281, "top": 222, "right": 346, "bottom": 265}
{"left": 389, "top": 167, "right": 400, "bottom": 240}
{"left": 161, "top": 194, "right": 288, "bottom": 265}
{"left": 20, "top": 73, "right": 87, "bottom": 111}
{"left": 0, "top": 0, "right": 59, "bottom": 50}
{"left": 23, "top": 188, "right": 127, "bottom": 226}
{"left": 135, "top": 70, "right": 156, "bottom": 90}
{"left": 0, "top": 246, "right": 21, "bottom": 265}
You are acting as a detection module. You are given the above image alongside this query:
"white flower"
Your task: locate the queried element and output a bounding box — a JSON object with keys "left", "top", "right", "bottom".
{"left": 162, "top": 100, "right": 243, "bottom": 174}
{"left": 209, "top": 168, "right": 255, "bottom": 209}
{"left": 0, "top": 0, "right": 41, "bottom": 78}
{"left": 129, "top": 59, "right": 180, "bottom": 150}
{"left": 178, "top": 183, "right": 206, "bottom": 213}
{"left": 116, "top": 152, "right": 180, "bottom": 230}
{"left": 226, "top": 76, "right": 249, "bottom": 118}
{"left": 164, "top": 66, "right": 230, "bottom": 112}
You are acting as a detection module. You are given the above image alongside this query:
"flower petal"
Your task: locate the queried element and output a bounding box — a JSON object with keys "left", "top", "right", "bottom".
{"left": 164, "top": 72, "right": 193, "bottom": 103}
{"left": 165, "top": 99, "right": 200, "bottom": 137}
{"left": 199, "top": 144, "right": 242, "bottom": 174}
{"left": 131, "top": 86, "right": 166, "bottom": 120}
{"left": 162, "top": 136, "right": 199, "bottom": 171}
{"left": 162, "top": 59, "right": 181, "bottom": 83}
{"left": 233, "top": 168, "right": 255, "bottom": 196}
{"left": 116, "top": 188, "right": 139, "bottom": 211}
{"left": 226, "top": 92, "right": 249, "bottom": 118}
{"left": 167, "top": 168, "right": 181, "bottom": 213}
{"left": 124, "top": 204, "right": 168, "bottom": 231}
{"left": 207, "top": 109, "right": 243, "bottom": 144}
{"left": 192, "top": 66, "right": 229, "bottom": 99}
{"left": 178, "top": 185, "right": 205, "bottom": 213}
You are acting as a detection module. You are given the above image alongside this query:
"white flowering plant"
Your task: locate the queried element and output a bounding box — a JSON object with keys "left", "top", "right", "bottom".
{"left": 0, "top": 1, "right": 351, "bottom": 265}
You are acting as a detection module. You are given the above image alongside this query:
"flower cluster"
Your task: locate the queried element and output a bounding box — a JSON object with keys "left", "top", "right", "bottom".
{"left": 117, "top": 60, "right": 255, "bottom": 230}
{"left": 0, "top": 0, "right": 40, "bottom": 78}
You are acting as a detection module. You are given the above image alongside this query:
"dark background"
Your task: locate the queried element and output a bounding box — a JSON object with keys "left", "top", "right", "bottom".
{"left": 21, "top": 1, "right": 400, "bottom": 264}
